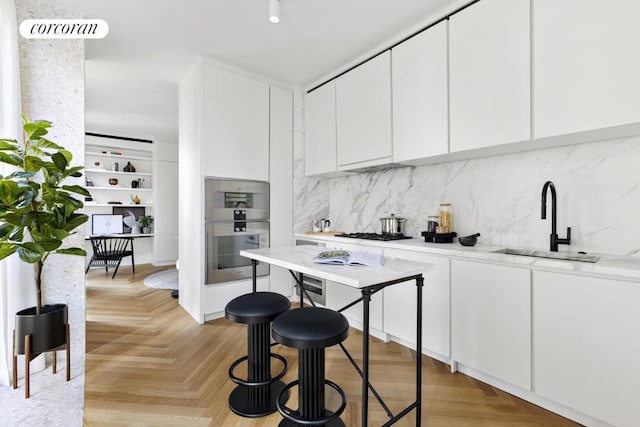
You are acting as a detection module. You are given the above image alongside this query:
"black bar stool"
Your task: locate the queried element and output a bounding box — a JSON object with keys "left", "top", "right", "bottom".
{"left": 272, "top": 307, "right": 349, "bottom": 427}
{"left": 225, "top": 291, "right": 291, "bottom": 417}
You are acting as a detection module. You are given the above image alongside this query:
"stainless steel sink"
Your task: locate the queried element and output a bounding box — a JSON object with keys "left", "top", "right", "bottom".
{"left": 492, "top": 248, "right": 599, "bottom": 263}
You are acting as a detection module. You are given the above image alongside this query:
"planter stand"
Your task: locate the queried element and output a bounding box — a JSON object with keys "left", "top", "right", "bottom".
{"left": 12, "top": 323, "right": 71, "bottom": 398}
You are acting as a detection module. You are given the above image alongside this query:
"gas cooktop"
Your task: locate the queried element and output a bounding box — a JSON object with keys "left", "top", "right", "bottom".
{"left": 336, "top": 232, "right": 413, "bottom": 241}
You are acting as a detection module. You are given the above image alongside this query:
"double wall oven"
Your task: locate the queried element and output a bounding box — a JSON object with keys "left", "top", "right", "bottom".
{"left": 205, "top": 178, "right": 269, "bottom": 284}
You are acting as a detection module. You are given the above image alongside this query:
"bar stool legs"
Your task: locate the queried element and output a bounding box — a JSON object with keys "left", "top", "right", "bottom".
{"left": 272, "top": 307, "right": 349, "bottom": 427}
{"left": 225, "top": 291, "right": 291, "bottom": 418}
{"left": 228, "top": 322, "right": 288, "bottom": 417}
{"left": 277, "top": 347, "right": 346, "bottom": 427}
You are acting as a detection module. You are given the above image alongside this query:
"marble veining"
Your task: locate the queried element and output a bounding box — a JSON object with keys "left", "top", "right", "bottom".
{"left": 293, "top": 93, "right": 640, "bottom": 256}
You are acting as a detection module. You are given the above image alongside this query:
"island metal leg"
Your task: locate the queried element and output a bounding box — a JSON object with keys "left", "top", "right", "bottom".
{"left": 416, "top": 275, "right": 423, "bottom": 426}
{"left": 362, "top": 292, "right": 371, "bottom": 426}
{"left": 251, "top": 259, "right": 257, "bottom": 293}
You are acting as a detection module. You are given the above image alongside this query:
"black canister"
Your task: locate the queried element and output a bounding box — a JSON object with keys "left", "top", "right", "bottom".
{"left": 427, "top": 215, "right": 439, "bottom": 233}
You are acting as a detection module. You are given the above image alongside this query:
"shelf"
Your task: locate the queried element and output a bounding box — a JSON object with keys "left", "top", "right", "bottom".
{"left": 85, "top": 203, "right": 153, "bottom": 207}
{"left": 88, "top": 186, "right": 152, "bottom": 191}
{"left": 86, "top": 151, "right": 151, "bottom": 161}
{"left": 85, "top": 169, "right": 152, "bottom": 177}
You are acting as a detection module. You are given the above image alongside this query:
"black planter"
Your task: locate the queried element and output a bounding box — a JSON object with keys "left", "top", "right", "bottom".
{"left": 15, "top": 304, "right": 68, "bottom": 355}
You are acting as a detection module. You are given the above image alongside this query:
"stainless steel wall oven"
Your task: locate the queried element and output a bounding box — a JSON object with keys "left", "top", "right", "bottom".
{"left": 205, "top": 178, "right": 269, "bottom": 284}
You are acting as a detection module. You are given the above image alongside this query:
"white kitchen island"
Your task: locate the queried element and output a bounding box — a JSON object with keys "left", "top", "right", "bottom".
{"left": 240, "top": 245, "right": 431, "bottom": 427}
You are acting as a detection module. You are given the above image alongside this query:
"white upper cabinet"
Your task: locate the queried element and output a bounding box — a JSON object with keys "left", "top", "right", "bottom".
{"left": 304, "top": 81, "right": 337, "bottom": 176}
{"left": 203, "top": 65, "right": 269, "bottom": 181}
{"left": 336, "top": 51, "right": 392, "bottom": 168}
{"left": 533, "top": 0, "right": 640, "bottom": 138}
{"left": 392, "top": 20, "right": 449, "bottom": 163}
{"left": 449, "top": 0, "right": 531, "bottom": 152}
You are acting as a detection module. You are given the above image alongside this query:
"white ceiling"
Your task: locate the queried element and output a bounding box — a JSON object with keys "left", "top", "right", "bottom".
{"left": 46, "top": 0, "right": 464, "bottom": 139}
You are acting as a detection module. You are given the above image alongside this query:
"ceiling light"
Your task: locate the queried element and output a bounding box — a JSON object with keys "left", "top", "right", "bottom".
{"left": 269, "top": 0, "right": 280, "bottom": 23}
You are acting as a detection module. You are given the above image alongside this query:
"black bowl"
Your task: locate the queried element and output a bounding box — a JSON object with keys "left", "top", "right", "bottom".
{"left": 458, "top": 233, "right": 480, "bottom": 247}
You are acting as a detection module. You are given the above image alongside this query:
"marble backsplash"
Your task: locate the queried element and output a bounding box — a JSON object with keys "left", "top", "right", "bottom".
{"left": 292, "top": 90, "right": 640, "bottom": 256}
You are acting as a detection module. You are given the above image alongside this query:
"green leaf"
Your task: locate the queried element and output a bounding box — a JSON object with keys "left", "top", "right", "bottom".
{"left": 0, "top": 244, "right": 17, "bottom": 261}
{"left": 8, "top": 226, "right": 24, "bottom": 242}
{"left": 62, "top": 213, "right": 88, "bottom": 231}
{"left": 23, "top": 122, "right": 49, "bottom": 140}
{"left": 30, "top": 137, "right": 62, "bottom": 151}
{"left": 0, "top": 223, "right": 16, "bottom": 240}
{"left": 52, "top": 152, "right": 68, "bottom": 170}
{"left": 59, "top": 149, "right": 73, "bottom": 163}
{"left": 0, "top": 139, "right": 19, "bottom": 150}
{"left": 56, "top": 247, "right": 86, "bottom": 256}
{"left": 52, "top": 229, "right": 70, "bottom": 241}
{"left": 62, "top": 185, "right": 90, "bottom": 197}
{"left": 24, "top": 156, "right": 44, "bottom": 172}
{"left": 6, "top": 171, "right": 35, "bottom": 180}
{"left": 0, "top": 152, "right": 22, "bottom": 166}
{"left": 16, "top": 242, "right": 44, "bottom": 263}
{"left": 33, "top": 238, "right": 62, "bottom": 251}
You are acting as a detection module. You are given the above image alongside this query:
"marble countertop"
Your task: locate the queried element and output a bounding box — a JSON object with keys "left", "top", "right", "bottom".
{"left": 240, "top": 245, "right": 430, "bottom": 288}
{"left": 294, "top": 233, "right": 640, "bottom": 281}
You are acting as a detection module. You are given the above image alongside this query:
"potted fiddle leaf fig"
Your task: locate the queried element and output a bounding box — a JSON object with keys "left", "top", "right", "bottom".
{"left": 0, "top": 116, "right": 90, "bottom": 357}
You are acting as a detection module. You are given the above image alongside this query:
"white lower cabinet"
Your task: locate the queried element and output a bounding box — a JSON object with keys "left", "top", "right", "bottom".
{"left": 451, "top": 259, "right": 531, "bottom": 390}
{"left": 383, "top": 249, "right": 450, "bottom": 358}
{"left": 534, "top": 271, "right": 640, "bottom": 427}
{"left": 325, "top": 280, "right": 383, "bottom": 332}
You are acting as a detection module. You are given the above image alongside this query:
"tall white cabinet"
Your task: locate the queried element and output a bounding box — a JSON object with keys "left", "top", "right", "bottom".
{"left": 391, "top": 20, "right": 449, "bottom": 162}
{"left": 533, "top": 0, "right": 640, "bottom": 138}
{"left": 203, "top": 66, "right": 270, "bottom": 181}
{"left": 178, "top": 58, "right": 293, "bottom": 323}
{"left": 448, "top": 0, "right": 531, "bottom": 152}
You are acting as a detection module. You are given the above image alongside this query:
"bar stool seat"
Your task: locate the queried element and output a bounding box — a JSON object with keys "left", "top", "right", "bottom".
{"left": 272, "top": 307, "right": 349, "bottom": 427}
{"left": 225, "top": 292, "right": 291, "bottom": 418}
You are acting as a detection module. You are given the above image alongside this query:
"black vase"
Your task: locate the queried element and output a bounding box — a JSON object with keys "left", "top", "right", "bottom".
{"left": 15, "top": 304, "right": 68, "bottom": 354}
{"left": 131, "top": 180, "right": 139, "bottom": 188}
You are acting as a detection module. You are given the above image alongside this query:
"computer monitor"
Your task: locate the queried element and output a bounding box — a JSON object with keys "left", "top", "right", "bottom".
{"left": 91, "top": 214, "right": 124, "bottom": 235}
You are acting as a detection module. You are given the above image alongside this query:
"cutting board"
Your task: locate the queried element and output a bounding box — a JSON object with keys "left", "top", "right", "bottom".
{"left": 305, "top": 231, "right": 344, "bottom": 236}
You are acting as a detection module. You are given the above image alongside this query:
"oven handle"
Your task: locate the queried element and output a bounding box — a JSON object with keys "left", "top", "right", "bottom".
{"left": 205, "top": 219, "right": 270, "bottom": 223}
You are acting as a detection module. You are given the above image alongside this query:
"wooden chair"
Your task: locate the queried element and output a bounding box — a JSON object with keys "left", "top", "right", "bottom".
{"left": 85, "top": 236, "right": 135, "bottom": 279}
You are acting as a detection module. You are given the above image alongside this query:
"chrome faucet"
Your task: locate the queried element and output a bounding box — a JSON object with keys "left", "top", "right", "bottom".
{"left": 541, "top": 181, "right": 571, "bottom": 252}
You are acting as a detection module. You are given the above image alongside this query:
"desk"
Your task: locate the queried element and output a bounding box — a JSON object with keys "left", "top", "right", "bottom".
{"left": 240, "top": 245, "right": 431, "bottom": 427}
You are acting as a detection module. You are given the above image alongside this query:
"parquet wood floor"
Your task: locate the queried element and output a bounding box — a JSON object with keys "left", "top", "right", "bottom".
{"left": 84, "top": 264, "right": 579, "bottom": 426}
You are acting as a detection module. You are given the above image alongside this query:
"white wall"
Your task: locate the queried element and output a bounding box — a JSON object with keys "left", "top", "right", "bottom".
{"left": 294, "top": 89, "right": 640, "bottom": 257}
{"left": 12, "top": 0, "right": 85, "bottom": 423}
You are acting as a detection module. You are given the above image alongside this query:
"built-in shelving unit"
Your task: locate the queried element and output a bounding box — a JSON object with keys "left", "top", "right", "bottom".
{"left": 84, "top": 135, "right": 154, "bottom": 240}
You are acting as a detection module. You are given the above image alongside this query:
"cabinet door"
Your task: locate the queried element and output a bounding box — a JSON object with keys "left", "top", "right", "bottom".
{"left": 383, "top": 249, "right": 450, "bottom": 357}
{"left": 203, "top": 66, "right": 269, "bottom": 181}
{"left": 392, "top": 20, "right": 448, "bottom": 162}
{"left": 325, "top": 280, "right": 383, "bottom": 332}
{"left": 153, "top": 159, "right": 178, "bottom": 264}
{"left": 451, "top": 259, "right": 531, "bottom": 390}
{"left": 304, "top": 81, "right": 337, "bottom": 176}
{"left": 533, "top": 0, "right": 640, "bottom": 138}
{"left": 534, "top": 271, "right": 640, "bottom": 427}
{"left": 336, "top": 51, "right": 392, "bottom": 167}
{"left": 449, "top": 0, "right": 530, "bottom": 152}
{"left": 269, "top": 86, "right": 293, "bottom": 296}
